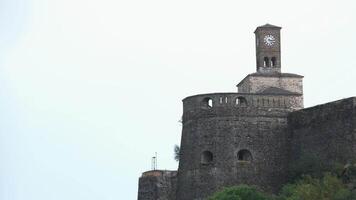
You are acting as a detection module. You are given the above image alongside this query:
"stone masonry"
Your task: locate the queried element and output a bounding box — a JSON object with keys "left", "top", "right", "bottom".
{"left": 137, "top": 24, "right": 356, "bottom": 200}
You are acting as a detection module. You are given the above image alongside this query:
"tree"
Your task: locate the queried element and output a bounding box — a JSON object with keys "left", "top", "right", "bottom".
{"left": 208, "top": 185, "right": 272, "bottom": 200}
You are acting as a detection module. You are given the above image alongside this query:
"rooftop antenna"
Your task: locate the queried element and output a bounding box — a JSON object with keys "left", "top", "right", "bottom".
{"left": 151, "top": 152, "right": 158, "bottom": 170}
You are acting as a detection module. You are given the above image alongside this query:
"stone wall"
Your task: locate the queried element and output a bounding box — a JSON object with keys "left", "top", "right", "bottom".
{"left": 288, "top": 97, "right": 356, "bottom": 169}
{"left": 176, "top": 93, "right": 299, "bottom": 200}
{"left": 137, "top": 97, "right": 356, "bottom": 200}
{"left": 237, "top": 73, "right": 303, "bottom": 95}
{"left": 182, "top": 92, "right": 302, "bottom": 115}
{"left": 137, "top": 170, "right": 177, "bottom": 200}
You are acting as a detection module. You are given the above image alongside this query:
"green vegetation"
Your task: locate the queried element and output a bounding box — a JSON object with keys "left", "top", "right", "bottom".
{"left": 277, "top": 173, "right": 356, "bottom": 200}
{"left": 208, "top": 185, "right": 272, "bottom": 200}
{"left": 209, "top": 157, "right": 356, "bottom": 200}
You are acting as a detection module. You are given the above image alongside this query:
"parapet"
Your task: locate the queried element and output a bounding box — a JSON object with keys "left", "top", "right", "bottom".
{"left": 182, "top": 92, "right": 303, "bottom": 122}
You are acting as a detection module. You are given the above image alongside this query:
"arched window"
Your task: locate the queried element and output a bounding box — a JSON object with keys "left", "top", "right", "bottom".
{"left": 208, "top": 99, "right": 213, "bottom": 107}
{"left": 201, "top": 151, "right": 213, "bottom": 164}
{"left": 264, "top": 57, "right": 269, "bottom": 67}
{"left": 271, "top": 57, "right": 277, "bottom": 67}
{"left": 236, "top": 97, "right": 247, "bottom": 106}
{"left": 237, "top": 149, "right": 252, "bottom": 162}
{"left": 202, "top": 97, "right": 213, "bottom": 108}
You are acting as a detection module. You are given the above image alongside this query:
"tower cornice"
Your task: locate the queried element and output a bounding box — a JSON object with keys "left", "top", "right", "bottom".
{"left": 254, "top": 23, "right": 282, "bottom": 33}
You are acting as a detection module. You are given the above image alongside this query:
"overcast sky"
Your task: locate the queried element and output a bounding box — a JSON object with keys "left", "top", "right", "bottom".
{"left": 1, "top": 0, "right": 356, "bottom": 199}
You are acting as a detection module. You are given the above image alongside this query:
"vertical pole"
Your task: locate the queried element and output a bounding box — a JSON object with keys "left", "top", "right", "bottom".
{"left": 155, "top": 152, "right": 158, "bottom": 170}
{"left": 151, "top": 152, "right": 158, "bottom": 170}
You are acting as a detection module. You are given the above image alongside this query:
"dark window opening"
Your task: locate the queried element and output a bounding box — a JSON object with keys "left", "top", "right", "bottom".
{"left": 236, "top": 97, "right": 247, "bottom": 106}
{"left": 201, "top": 151, "right": 213, "bottom": 164}
{"left": 203, "top": 97, "right": 213, "bottom": 108}
{"left": 264, "top": 57, "right": 269, "bottom": 67}
{"left": 237, "top": 149, "right": 252, "bottom": 162}
{"left": 271, "top": 57, "right": 277, "bottom": 67}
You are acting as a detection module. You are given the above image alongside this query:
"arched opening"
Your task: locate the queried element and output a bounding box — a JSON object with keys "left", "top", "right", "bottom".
{"left": 202, "top": 97, "right": 213, "bottom": 108}
{"left": 208, "top": 99, "right": 213, "bottom": 107}
{"left": 263, "top": 57, "right": 269, "bottom": 67}
{"left": 236, "top": 97, "right": 247, "bottom": 106}
{"left": 237, "top": 149, "right": 252, "bottom": 162}
{"left": 201, "top": 151, "right": 213, "bottom": 164}
{"left": 271, "top": 57, "right": 277, "bottom": 67}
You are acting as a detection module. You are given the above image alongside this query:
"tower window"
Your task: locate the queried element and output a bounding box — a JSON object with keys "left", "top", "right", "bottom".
{"left": 271, "top": 57, "right": 277, "bottom": 67}
{"left": 236, "top": 97, "right": 247, "bottom": 106}
{"left": 201, "top": 151, "right": 213, "bottom": 164}
{"left": 264, "top": 57, "right": 269, "bottom": 67}
{"left": 208, "top": 99, "right": 213, "bottom": 107}
{"left": 202, "top": 97, "right": 213, "bottom": 108}
{"left": 237, "top": 149, "right": 252, "bottom": 162}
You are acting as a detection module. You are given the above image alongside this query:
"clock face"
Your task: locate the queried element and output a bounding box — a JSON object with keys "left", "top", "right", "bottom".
{"left": 263, "top": 34, "right": 276, "bottom": 46}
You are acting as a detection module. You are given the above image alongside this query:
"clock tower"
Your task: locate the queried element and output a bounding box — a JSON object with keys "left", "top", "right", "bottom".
{"left": 255, "top": 24, "right": 282, "bottom": 73}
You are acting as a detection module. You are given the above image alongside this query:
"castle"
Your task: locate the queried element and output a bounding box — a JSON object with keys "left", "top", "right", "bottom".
{"left": 137, "top": 24, "right": 356, "bottom": 200}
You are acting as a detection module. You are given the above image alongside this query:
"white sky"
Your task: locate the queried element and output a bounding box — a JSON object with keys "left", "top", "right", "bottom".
{"left": 1, "top": 0, "right": 356, "bottom": 199}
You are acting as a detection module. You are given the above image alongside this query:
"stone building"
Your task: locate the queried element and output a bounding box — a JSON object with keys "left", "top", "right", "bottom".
{"left": 137, "top": 24, "right": 356, "bottom": 200}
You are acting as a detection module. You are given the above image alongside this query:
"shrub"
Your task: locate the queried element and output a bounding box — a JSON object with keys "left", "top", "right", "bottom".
{"left": 278, "top": 173, "right": 355, "bottom": 200}
{"left": 208, "top": 185, "right": 272, "bottom": 200}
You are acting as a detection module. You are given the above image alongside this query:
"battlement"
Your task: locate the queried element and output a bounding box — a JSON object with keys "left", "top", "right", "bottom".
{"left": 182, "top": 92, "right": 302, "bottom": 122}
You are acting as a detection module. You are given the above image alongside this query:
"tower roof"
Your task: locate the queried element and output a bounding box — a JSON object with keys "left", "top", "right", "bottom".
{"left": 254, "top": 23, "right": 282, "bottom": 33}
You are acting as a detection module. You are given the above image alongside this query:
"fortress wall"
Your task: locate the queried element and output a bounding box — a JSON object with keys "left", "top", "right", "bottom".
{"left": 176, "top": 93, "right": 298, "bottom": 200}
{"left": 288, "top": 97, "right": 356, "bottom": 167}
{"left": 177, "top": 114, "right": 290, "bottom": 200}
{"left": 137, "top": 170, "right": 177, "bottom": 200}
